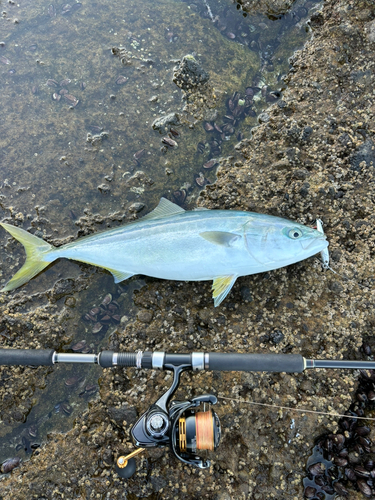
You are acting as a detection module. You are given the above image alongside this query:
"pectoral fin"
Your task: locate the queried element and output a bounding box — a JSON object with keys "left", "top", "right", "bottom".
{"left": 212, "top": 275, "right": 238, "bottom": 307}
{"left": 200, "top": 231, "right": 241, "bottom": 247}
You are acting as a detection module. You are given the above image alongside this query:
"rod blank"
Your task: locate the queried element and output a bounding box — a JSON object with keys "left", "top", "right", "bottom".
{"left": 0, "top": 349, "right": 374, "bottom": 373}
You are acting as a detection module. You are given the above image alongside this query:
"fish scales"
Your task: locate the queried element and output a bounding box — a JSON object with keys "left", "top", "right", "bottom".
{"left": 0, "top": 198, "right": 328, "bottom": 306}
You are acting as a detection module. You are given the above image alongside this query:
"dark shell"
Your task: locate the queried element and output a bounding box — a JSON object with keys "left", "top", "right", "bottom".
{"left": 92, "top": 322, "right": 103, "bottom": 334}
{"left": 0, "top": 56, "right": 11, "bottom": 65}
{"left": 203, "top": 122, "right": 214, "bottom": 132}
{"left": 31, "top": 85, "right": 39, "bottom": 95}
{"left": 83, "top": 313, "right": 96, "bottom": 322}
{"left": 28, "top": 425, "right": 37, "bottom": 438}
{"left": 80, "top": 81, "right": 86, "bottom": 90}
{"left": 345, "top": 467, "right": 357, "bottom": 481}
{"left": 65, "top": 376, "right": 80, "bottom": 387}
{"left": 332, "top": 433, "right": 345, "bottom": 446}
{"left": 213, "top": 123, "right": 222, "bottom": 134}
{"left": 357, "top": 479, "right": 372, "bottom": 497}
{"left": 1, "top": 457, "right": 21, "bottom": 473}
{"left": 304, "top": 486, "right": 316, "bottom": 498}
{"left": 333, "top": 482, "right": 349, "bottom": 497}
{"left": 71, "top": 340, "right": 87, "bottom": 352}
{"left": 107, "top": 302, "right": 119, "bottom": 312}
{"left": 172, "top": 189, "right": 187, "bottom": 206}
{"left": 203, "top": 159, "right": 218, "bottom": 170}
{"left": 116, "top": 75, "right": 128, "bottom": 85}
{"left": 195, "top": 173, "right": 209, "bottom": 188}
{"left": 111, "top": 314, "right": 121, "bottom": 323}
{"left": 333, "top": 456, "right": 348, "bottom": 467}
{"left": 101, "top": 293, "right": 112, "bottom": 307}
{"left": 90, "top": 307, "right": 101, "bottom": 316}
{"left": 59, "top": 88, "right": 69, "bottom": 95}
{"left": 85, "top": 384, "right": 98, "bottom": 395}
{"left": 46, "top": 78, "right": 59, "bottom": 87}
{"left": 196, "top": 142, "right": 206, "bottom": 154}
{"left": 61, "top": 4, "right": 72, "bottom": 14}
{"left": 368, "top": 390, "right": 375, "bottom": 400}
{"left": 245, "top": 87, "right": 254, "bottom": 97}
{"left": 364, "top": 458, "right": 374, "bottom": 471}
{"left": 354, "top": 465, "right": 371, "bottom": 478}
{"left": 60, "top": 403, "right": 72, "bottom": 415}
{"left": 161, "top": 137, "right": 178, "bottom": 148}
{"left": 226, "top": 32, "right": 236, "bottom": 39}
{"left": 169, "top": 128, "right": 180, "bottom": 137}
{"left": 308, "top": 462, "right": 325, "bottom": 476}
{"left": 63, "top": 94, "right": 79, "bottom": 106}
{"left": 133, "top": 149, "right": 145, "bottom": 161}
{"left": 59, "top": 78, "right": 71, "bottom": 86}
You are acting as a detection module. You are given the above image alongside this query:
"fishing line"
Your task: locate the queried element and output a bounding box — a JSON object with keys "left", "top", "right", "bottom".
{"left": 219, "top": 395, "right": 375, "bottom": 421}
{"left": 316, "top": 257, "right": 370, "bottom": 290}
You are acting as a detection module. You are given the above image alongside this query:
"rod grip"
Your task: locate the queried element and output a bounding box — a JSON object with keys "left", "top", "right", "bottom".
{"left": 0, "top": 348, "right": 55, "bottom": 366}
{"left": 208, "top": 353, "right": 305, "bottom": 373}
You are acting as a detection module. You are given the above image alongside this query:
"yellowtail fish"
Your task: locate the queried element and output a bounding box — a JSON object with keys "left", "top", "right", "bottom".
{"left": 0, "top": 198, "right": 328, "bottom": 306}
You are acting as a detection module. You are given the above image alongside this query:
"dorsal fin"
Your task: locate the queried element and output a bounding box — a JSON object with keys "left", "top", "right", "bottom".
{"left": 141, "top": 198, "right": 185, "bottom": 221}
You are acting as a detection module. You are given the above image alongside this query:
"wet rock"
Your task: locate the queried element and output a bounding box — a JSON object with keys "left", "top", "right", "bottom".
{"left": 137, "top": 309, "right": 154, "bottom": 323}
{"left": 107, "top": 404, "right": 137, "bottom": 425}
{"left": 270, "top": 330, "right": 284, "bottom": 344}
{"left": 128, "top": 202, "right": 145, "bottom": 213}
{"left": 350, "top": 139, "right": 375, "bottom": 172}
{"left": 98, "top": 184, "right": 110, "bottom": 194}
{"left": 172, "top": 55, "right": 209, "bottom": 91}
{"left": 152, "top": 112, "right": 180, "bottom": 131}
{"left": 258, "top": 112, "right": 270, "bottom": 123}
{"left": 49, "top": 278, "right": 75, "bottom": 301}
{"left": 151, "top": 476, "right": 167, "bottom": 491}
{"left": 365, "top": 19, "right": 375, "bottom": 43}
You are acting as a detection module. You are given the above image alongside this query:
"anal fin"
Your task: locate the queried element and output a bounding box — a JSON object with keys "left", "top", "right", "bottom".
{"left": 212, "top": 275, "right": 238, "bottom": 307}
{"left": 107, "top": 269, "right": 134, "bottom": 284}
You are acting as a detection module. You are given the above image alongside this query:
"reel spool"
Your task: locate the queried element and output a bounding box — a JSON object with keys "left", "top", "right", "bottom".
{"left": 178, "top": 409, "right": 221, "bottom": 454}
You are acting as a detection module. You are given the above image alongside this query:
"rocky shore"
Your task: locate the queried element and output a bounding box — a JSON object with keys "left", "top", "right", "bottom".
{"left": 1, "top": 0, "right": 375, "bottom": 499}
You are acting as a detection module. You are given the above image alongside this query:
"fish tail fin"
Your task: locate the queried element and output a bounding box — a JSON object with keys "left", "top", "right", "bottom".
{"left": 1, "top": 223, "right": 56, "bottom": 292}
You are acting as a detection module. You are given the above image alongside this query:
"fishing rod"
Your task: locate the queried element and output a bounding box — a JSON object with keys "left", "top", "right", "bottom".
{"left": 0, "top": 348, "right": 373, "bottom": 478}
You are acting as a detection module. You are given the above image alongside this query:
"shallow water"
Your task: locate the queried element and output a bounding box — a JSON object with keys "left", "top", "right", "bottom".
{"left": 0, "top": 0, "right": 319, "bottom": 466}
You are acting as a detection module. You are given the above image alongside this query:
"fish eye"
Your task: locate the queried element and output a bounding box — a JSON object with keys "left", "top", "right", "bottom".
{"left": 288, "top": 228, "right": 303, "bottom": 239}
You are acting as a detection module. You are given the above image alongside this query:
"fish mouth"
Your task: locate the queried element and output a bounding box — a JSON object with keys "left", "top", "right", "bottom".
{"left": 300, "top": 235, "right": 328, "bottom": 252}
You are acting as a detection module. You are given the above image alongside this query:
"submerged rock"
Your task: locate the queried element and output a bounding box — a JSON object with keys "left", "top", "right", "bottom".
{"left": 172, "top": 55, "right": 209, "bottom": 91}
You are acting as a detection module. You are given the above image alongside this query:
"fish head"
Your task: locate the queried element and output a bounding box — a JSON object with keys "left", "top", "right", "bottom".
{"left": 243, "top": 216, "right": 328, "bottom": 268}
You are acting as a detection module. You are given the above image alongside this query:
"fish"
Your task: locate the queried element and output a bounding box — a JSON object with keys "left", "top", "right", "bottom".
{"left": 0, "top": 198, "right": 328, "bottom": 306}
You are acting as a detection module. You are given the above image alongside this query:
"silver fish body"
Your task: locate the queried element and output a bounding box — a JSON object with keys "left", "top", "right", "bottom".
{"left": 0, "top": 198, "right": 328, "bottom": 306}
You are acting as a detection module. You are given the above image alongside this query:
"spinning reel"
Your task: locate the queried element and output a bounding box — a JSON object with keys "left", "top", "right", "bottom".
{"left": 116, "top": 368, "right": 221, "bottom": 477}
{"left": 1, "top": 347, "right": 374, "bottom": 477}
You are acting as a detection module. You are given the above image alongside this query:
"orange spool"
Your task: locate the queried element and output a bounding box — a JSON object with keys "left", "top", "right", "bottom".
{"left": 195, "top": 411, "right": 214, "bottom": 451}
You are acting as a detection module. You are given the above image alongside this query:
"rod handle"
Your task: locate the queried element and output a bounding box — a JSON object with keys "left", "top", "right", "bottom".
{"left": 0, "top": 348, "right": 55, "bottom": 366}
{"left": 208, "top": 353, "right": 305, "bottom": 373}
